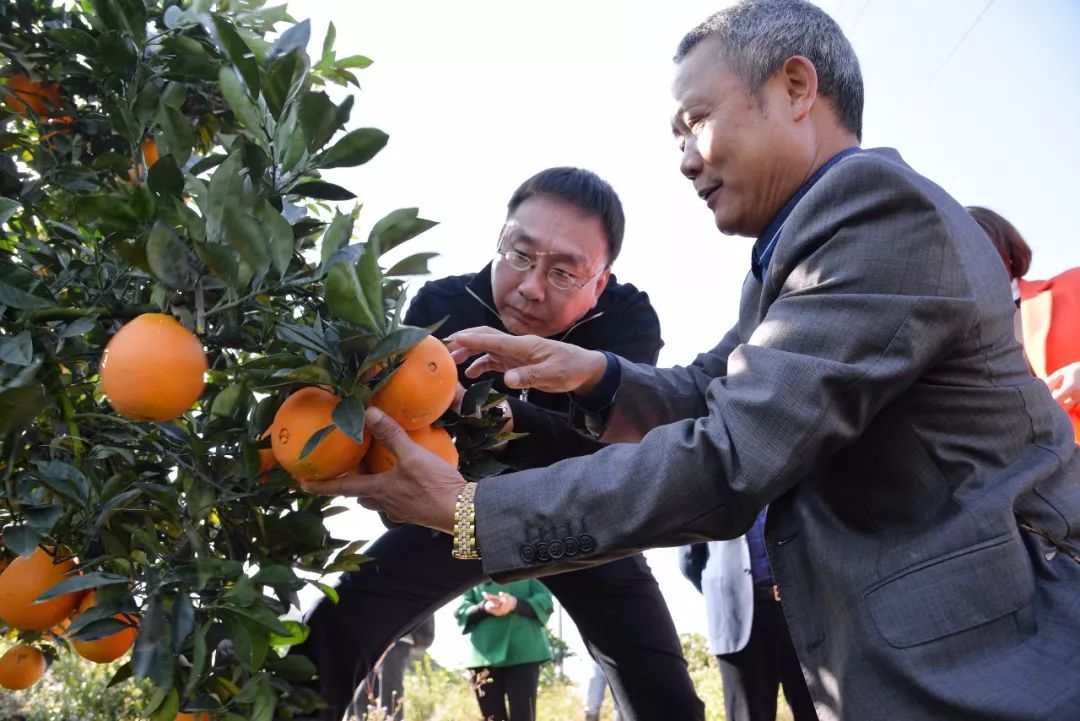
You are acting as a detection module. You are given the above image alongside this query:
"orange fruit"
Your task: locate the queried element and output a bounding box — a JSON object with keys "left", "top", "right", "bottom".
{"left": 367, "top": 424, "right": 459, "bottom": 473}
{"left": 371, "top": 336, "right": 457, "bottom": 431}
{"left": 141, "top": 138, "right": 160, "bottom": 168}
{"left": 69, "top": 592, "right": 138, "bottom": 664}
{"left": 0, "top": 547, "right": 81, "bottom": 632}
{"left": 100, "top": 313, "right": 208, "bottom": 422}
{"left": 4, "top": 74, "right": 62, "bottom": 117}
{"left": 176, "top": 713, "right": 213, "bottom": 721}
{"left": 270, "top": 387, "right": 372, "bottom": 481}
{"left": 0, "top": 645, "right": 46, "bottom": 690}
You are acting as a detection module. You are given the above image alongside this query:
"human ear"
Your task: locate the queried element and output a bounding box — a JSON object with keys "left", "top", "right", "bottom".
{"left": 780, "top": 55, "right": 818, "bottom": 122}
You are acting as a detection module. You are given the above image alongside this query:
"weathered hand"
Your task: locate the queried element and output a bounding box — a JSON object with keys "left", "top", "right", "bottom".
{"left": 299, "top": 407, "right": 465, "bottom": 534}
{"left": 1047, "top": 361, "right": 1080, "bottom": 413}
{"left": 482, "top": 591, "right": 512, "bottom": 616}
{"left": 446, "top": 326, "right": 608, "bottom": 394}
{"left": 497, "top": 592, "right": 518, "bottom": 613}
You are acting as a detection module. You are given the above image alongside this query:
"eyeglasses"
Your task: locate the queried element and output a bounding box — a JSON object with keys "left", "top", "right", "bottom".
{"left": 495, "top": 225, "right": 607, "bottom": 292}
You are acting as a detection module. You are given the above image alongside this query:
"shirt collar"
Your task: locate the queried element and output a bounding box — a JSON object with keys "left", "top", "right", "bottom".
{"left": 751, "top": 147, "right": 861, "bottom": 281}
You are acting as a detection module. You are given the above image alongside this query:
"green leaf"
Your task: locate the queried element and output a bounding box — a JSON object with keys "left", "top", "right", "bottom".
{"left": 218, "top": 66, "right": 264, "bottom": 139}
{"left": 267, "top": 654, "right": 317, "bottom": 682}
{"left": 0, "top": 281, "right": 50, "bottom": 309}
{"left": 36, "top": 572, "right": 129, "bottom": 602}
{"left": 297, "top": 91, "right": 338, "bottom": 151}
{"left": 316, "top": 128, "right": 388, "bottom": 169}
{"left": 170, "top": 592, "right": 196, "bottom": 652}
{"left": 337, "top": 54, "right": 373, "bottom": 69}
{"left": 325, "top": 262, "right": 380, "bottom": 333}
{"left": 0, "top": 330, "right": 32, "bottom": 366}
{"left": 385, "top": 252, "right": 438, "bottom": 277}
{"left": 210, "top": 383, "right": 248, "bottom": 420}
{"left": 107, "top": 662, "right": 134, "bottom": 688}
{"left": 460, "top": 378, "right": 495, "bottom": 418}
{"left": 184, "top": 623, "right": 209, "bottom": 696}
{"left": 0, "top": 385, "right": 48, "bottom": 436}
{"left": 357, "top": 245, "right": 383, "bottom": 332}
{"left": 314, "top": 581, "right": 339, "bottom": 604}
{"left": 224, "top": 205, "right": 271, "bottom": 277}
{"left": 275, "top": 322, "right": 336, "bottom": 358}
{"left": 269, "top": 619, "right": 310, "bottom": 647}
{"left": 370, "top": 208, "right": 438, "bottom": 255}
{"left": 267, "top": 19, "right": 311, "bottom": 62}
{"left": 148, "top": 689, "right": 179, "bottom": 721}
{"left": 146, "top": 222, "right": 192, "bottom": 290}
{"left": 290, "top": 180, "right": 356, "bottom": 201}
{"left": 156, "top": 104, "right": 196, "bottom": 166}
{"left": 189, "top": 153, "right": 227, "bottom": 176}
{"left": 212, "top": 15, "right": 261, "bottom": 94}
{"left": 360, "top": 326, "right": 428, "bottom": 375}
{"left": 35, "top": 460, "right": 90, "bottom": 503}
{"left": 260, "top": 200, "right": 294, "bottom": 278}
{"left": 253, "top": 565, "right": 298, "bottom": 585}
{"left": 331, "top": 396, "right": 366, "bottom": 444}
{"left": 0, "top": 196, "right": 20, "bottom": 224}
{"left": 46, "top": 27, "right": 99, "bottom": 53}
{"left": 24, "top": 503, "right": 63, "bottom": 535}
{"left": 133, "top": 597, "right": 176, "bottom": 690}
{"left": 299, "top": 424, "right": 334, "bottom": 460}
{"left": 147, "top": 155, "right": 186, "bottom": 199}
{"left": 321, "top": 21, "right": 336, "bottom": 62}
{"left": 2, "top": 525, "right": 43, "bottom": 557}
{"left": 263, "top": 49, "right": 305, "bottom": 120}
{"left": 319, "top": 210, "right": 355, "bottom": 265}
{"left": 194, "top": 240, "right": 240, "bottom": 287}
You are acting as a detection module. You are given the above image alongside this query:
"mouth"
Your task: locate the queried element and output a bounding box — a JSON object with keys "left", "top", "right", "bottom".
{"left": 697, "top": 183, "right": 722, "bottom": 206}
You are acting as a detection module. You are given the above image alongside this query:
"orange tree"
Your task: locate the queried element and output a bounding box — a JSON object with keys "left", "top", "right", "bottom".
{"left": 0, "top": 0, "right": 484, "bottom": 718}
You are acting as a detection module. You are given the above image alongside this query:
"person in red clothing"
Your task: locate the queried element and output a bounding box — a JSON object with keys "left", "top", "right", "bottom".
{"left": 968, "top": 206, "right": 1080, "bottom": 438}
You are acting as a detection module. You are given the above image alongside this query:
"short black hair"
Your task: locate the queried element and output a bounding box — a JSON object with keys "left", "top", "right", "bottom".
{"left": 506, "top": 167, "right": 625, "bottom": 264}
{"left": 967, "top": 206, "right": 1033, "bottom": 280}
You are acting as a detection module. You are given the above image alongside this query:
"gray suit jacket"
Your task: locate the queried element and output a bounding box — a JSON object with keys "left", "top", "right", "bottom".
{"left": 474, "top": 148, "right": 1080, "bottom": 720}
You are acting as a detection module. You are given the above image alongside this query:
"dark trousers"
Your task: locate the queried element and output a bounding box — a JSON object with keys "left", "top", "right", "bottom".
{"left": 715, "top": 597, "right": 818, "bottom": 721}
{"left": 471, "top": 662, "right": 541, "bottom": 721}
{"left": 294, "top": 524, "right": 702, "bottom": 721}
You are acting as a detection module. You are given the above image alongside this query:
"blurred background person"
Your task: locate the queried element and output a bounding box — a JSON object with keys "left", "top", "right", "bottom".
{"left": 457, "top": 580, "right": 554, "bottom": 721}
{"left": 969, "top": 206, "right": 1080, "bottom": 438}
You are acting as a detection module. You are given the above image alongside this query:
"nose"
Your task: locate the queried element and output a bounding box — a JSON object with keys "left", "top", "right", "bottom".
{"left": 680, "top": 136, "right": 701, "bottom": 180}
{"left": 516, "top": 265, "right": 546, "bottom": 302}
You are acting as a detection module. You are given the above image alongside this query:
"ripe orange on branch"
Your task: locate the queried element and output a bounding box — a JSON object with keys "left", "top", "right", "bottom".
{"left": 371, "top": 336, "right": 457, "bottom": 431}
{"left": 0, "top": 547, "right": 82, "bottom": 632}
{"left": 367, "top": 424, "right": 459, "bottom": 473}
{"left": 270, "top": 387, "right": 371, "bottom": 481}
{"left": 0, "top": 645, "right": 46, "bottom": 690}
{"left": 69, "top": 592, "right": 138, "bottom": 664}
{"left": 4, "top": 74, "right": 62, "bottom": 117}
{"left": 100, "top": 313, "right": 208, "bottom": 422}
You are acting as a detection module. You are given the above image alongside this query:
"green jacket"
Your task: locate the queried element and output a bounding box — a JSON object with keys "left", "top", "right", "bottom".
{"left": 455, "top": 579, "right": 553, "bottom": 668}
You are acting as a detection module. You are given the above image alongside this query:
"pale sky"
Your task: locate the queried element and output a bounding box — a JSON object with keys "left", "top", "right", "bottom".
{"left": 294, "top": 0, "right": 1080, "bottom": 684}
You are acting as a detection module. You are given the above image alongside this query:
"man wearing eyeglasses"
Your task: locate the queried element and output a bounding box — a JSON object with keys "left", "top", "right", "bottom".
{"left": 295, "top": 167, "right": 704, "bottom": 721}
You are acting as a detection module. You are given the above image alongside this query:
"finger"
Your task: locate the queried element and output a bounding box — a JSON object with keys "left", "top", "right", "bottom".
{"left": 464, "top": 354, "right": 510, "bottom": 379}
{"left": 451, "top": 330, "right": 538, "bottom": 362}
{"left": 365, "top": 406, "right": 413, "bottom": 456}
{"left": 1046, "top": 372, "right": 1064, "bottom": 391}
{"left": 300, "top": 472, "right": 382, "bottom": 498}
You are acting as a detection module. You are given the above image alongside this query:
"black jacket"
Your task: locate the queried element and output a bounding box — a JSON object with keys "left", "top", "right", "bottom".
{"left": 403, "top": 262, "right": 662, "bottom": 469}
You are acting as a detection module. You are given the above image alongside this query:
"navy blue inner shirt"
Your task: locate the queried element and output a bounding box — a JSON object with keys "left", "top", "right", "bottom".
{"left": 574, "top": 148, "right": 862, "bottom": 584}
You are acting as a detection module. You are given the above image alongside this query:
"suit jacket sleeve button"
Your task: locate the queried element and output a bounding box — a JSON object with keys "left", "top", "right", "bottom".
{"left": 520, "top": 544, "right": 536, "bottom": 563}
{"left": 535, "top": 542, "right": 551, "bottom": 562}
{"left": 547, "top": 539, "right": 565, "bottom": 559}
{"left": 577, "top": 534, "right": 596, "bottom": 553}
{"left": 562, "top": 536, "right": 579, "bottom": 556}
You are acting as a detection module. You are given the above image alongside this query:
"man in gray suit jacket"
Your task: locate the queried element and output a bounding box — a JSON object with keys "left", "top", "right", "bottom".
{"left": 309, "top": 1, "right": 1080, "bottom": 719}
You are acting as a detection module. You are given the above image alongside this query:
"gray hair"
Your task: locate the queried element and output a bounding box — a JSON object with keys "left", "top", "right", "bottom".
{"left": 675, "top": 0, "right": 864, "bottom": 139}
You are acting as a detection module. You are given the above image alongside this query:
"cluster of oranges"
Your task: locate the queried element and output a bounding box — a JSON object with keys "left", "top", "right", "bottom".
{"left": 0, "top": 548, "right": 137, "bottom": 691}
{"left": 98, "top": 314, "right": 461, "bottom": 483}
{"left": 269, "top": 335, "right": 460, "bottom": 481}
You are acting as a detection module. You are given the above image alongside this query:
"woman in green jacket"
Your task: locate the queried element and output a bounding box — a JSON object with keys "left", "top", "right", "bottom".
{"left": 456, "top": 579, "right": 554, "bottom": 721}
